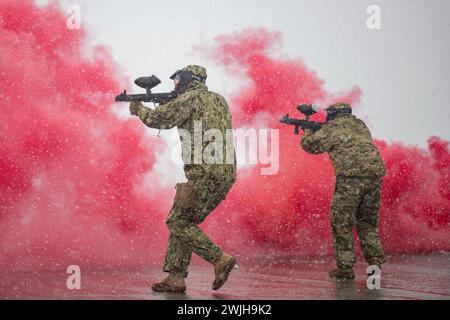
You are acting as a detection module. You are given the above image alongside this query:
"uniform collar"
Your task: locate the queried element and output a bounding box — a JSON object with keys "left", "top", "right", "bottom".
{"left": 185, "top": 80, "right": 208, "bottom": 93}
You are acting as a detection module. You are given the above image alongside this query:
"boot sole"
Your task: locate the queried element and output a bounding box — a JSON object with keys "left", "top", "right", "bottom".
{"left": 212, "top": 257, "right": 236, "bottom": 291}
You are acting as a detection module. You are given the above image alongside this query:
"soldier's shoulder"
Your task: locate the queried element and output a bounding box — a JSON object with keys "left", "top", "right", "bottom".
{"left": 323, "top": 116, "right": 353, "bottom": 133}
{"left": 206, "top": 90, "right": 229, "bottom": 105}
{"left": 346, "top": 115, "right": 369, "bottom": 129}
{"left": 207, "top": 90, "right": 226, "bottom": 99}
{"left": 354, "top": 116, "right": 368, "bottom": 126}
{"left": 176, "top": 89, "right": 200, "bottom": 103}
{"left": 333, "top": 115, "right": 372, "bottom": 138}
{"left": 323, "top": 118, "right": 339, "bottom": 129}
{"left": 332, "top": 115, "right": 359, "bottom": 125}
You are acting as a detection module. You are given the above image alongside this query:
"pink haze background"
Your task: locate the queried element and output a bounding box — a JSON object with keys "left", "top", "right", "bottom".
{"left": 0, "top": 1, "right": 448, "bottom": 271}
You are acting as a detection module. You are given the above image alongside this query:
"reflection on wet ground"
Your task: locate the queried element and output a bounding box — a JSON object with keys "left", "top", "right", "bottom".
{"left": 1, "top": 253, "right": 449, "bottom": 299}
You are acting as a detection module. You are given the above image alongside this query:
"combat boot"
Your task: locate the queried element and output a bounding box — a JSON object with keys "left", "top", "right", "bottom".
{"left": 212, "top": 253, "right": 236, "bottom": 290}
{"left": 151, "top": 275, "right": 186, "bottom": 293}
{"left": 328, "top": 268, "right": 355, "bottom": 280}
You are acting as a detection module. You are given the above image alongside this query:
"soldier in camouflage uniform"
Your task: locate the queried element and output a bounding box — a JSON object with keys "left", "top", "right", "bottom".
{"left": 129, "top": 65, "right": 237, "bottom": 292}
{"left": 301, "top": 103, "right": 385, "bottom": 279}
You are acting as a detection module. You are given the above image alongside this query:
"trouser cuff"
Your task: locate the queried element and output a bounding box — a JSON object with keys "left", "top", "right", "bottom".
{"left": 169, "top": 271, "right": 188, "bottom": 278}
{"left": 211, "top": 248, "right": 224, "bottom": 265}
{"left": 163, "top": 267, "right": 188, "bottom": 278}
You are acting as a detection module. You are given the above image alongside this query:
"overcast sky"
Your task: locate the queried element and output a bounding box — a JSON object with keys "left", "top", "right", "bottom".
{"left": 43, "top": 0, "right": 450, "bottom": 146}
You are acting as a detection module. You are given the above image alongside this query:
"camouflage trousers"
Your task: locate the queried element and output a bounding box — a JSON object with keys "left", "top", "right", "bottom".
{"left": 330, "top": 176, "right": 385, "bottom": 270}
{"left": 163, "top": 176, "right": 233, "bottom": 278}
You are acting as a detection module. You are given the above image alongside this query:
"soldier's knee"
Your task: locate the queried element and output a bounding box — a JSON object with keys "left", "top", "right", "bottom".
{"left": 166, "top": 216, "right": 179, "bottom": 232}
{"left": 166, "top": 212, "right": 178, "bottom": 231}
{"left": 334, "top": 226, "right": 353, "bottom": 241}
{"left": 166, "top": 216, "right": 174, "bottom": 230}
{"left": 331, "top": 208, "right": 356, "bottom": 227}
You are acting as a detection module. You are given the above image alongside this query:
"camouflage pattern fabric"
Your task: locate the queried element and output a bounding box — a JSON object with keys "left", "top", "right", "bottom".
{"left": 130, "top": 65, "right": 236, "bottom": 278}
{"left": 180, "top": 64, "right": 207, "bottom": 79}
{"left": 331, "top": 176, "right": 385, "bottom": 269}
{"left": 164, "top": 177, "right": 234, "bottom": 277}
{"left": 301, "top": 114, "right": 386, "bottom": 178}
{"left": 301, "top": 112, "right": 385, "bottom": 269}
{"left": 330, "top": 102, "right": 351, "bottom": 111}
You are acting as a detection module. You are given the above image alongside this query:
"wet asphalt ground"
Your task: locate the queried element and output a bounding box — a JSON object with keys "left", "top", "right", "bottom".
{"left": 1, "top": 253, "right": 449, "bottom": 300}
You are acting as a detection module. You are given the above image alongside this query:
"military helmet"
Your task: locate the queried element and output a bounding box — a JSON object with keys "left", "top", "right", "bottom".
{"left": 170, "top": 64, "right": 207, "bottom": 82}
{"left": 169, "top": 65, "right": 207, "bottom": 94}
{"left": 326, "top": 102, "right": 352, "bottom": 122}
{"left": 181, "top": 65, "right": 207, "bottom": 80}
{"left": 328, "top": 102, "right": 352, "bottom": 111}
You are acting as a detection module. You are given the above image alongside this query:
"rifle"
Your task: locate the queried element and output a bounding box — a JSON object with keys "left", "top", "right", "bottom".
{"left": 115, "top": 75, "right": 178, "bottom": 104}
{"left": 280, "top": 104, "right": 324, "bottom": 134}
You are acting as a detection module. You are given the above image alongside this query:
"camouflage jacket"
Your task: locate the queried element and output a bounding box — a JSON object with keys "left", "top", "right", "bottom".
{"left": 135, "top": 81, "right": 236, "bottom": 183}
{"left": 301, "top": 114, "right": 386, "bottom": 177}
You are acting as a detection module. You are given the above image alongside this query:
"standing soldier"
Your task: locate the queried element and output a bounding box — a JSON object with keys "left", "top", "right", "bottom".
{"left": 300, "top": 103, "right": 385, "bottom": 279}
{"left": 129, "top": 65, "right": 237, "bottom": 292}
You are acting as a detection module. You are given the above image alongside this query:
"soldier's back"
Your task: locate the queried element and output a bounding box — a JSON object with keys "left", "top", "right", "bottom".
{"left": 181, "top": 88, "right": 236, "bottom": 184}
{"left": 328, "top": 115, "right": 386, "bottom": 177}
{"left": 195, "top": 90, "right": 232, "bottom": 133}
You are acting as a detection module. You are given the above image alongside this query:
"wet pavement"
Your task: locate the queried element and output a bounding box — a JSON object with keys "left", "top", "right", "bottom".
{"left": 1, "top": 253, "right": 449, "bottom": 300}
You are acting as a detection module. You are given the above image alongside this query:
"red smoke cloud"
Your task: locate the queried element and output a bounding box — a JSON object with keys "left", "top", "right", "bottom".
{"left": 204, "top": 28, "right": 450, "bottom": 258}
{"left": 0, "top": 1, "right": 171, "bottom": 271}
{"left": 0, "top": 3, "right": 448, "bottom": 272}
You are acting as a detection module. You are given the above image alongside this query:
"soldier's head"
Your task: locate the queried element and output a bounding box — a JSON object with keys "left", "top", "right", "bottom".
{"left": 170, "top": 65, "right": 207, "bottom": 94}
{"left": 326, "top": 103, "right": 352, "bottom": 122}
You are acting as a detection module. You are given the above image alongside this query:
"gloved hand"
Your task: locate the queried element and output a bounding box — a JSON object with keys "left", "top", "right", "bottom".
{"left": 129, "top": 100, "right": 143, "bottom": 116}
